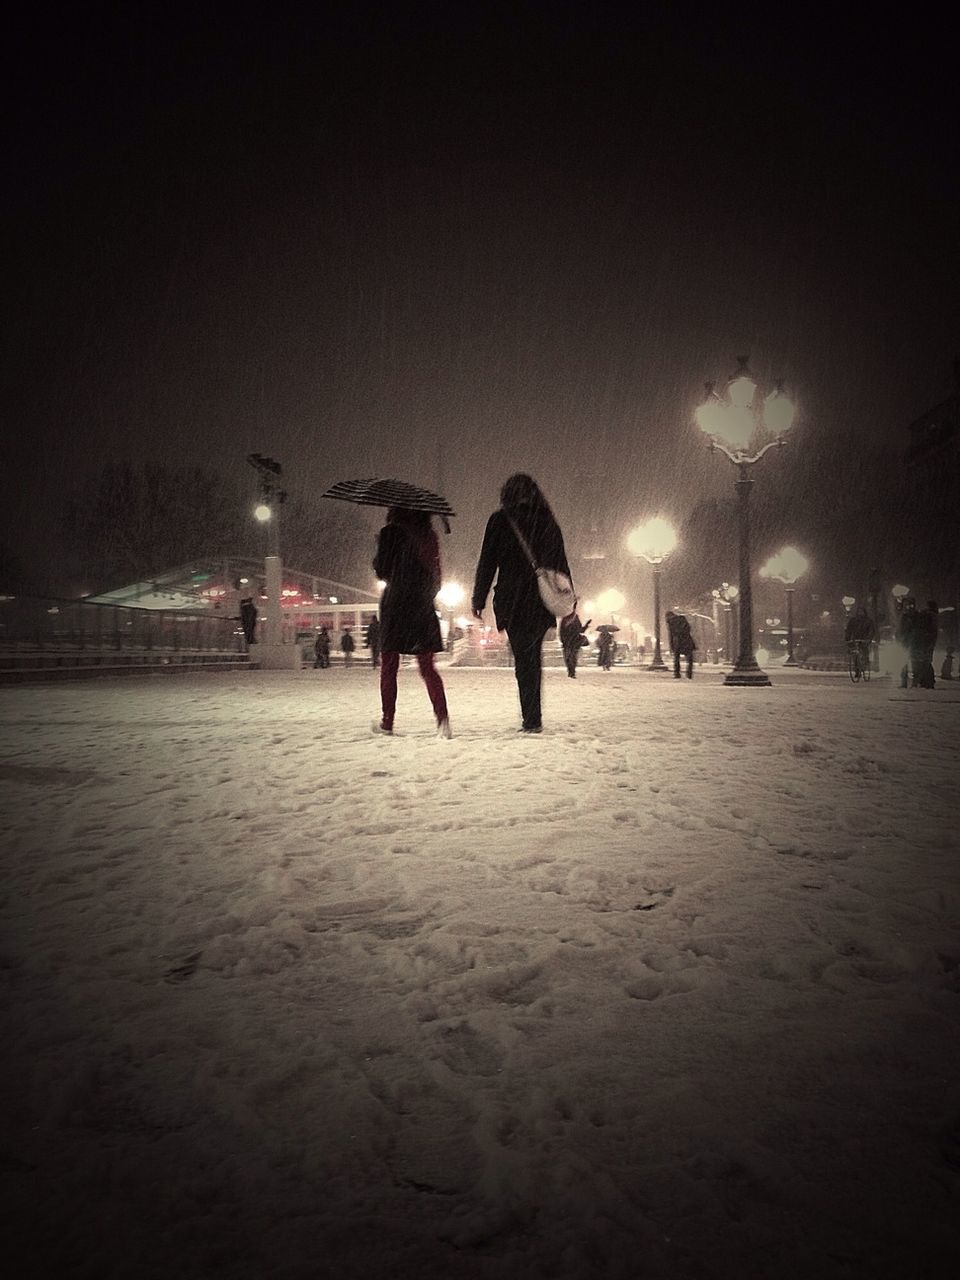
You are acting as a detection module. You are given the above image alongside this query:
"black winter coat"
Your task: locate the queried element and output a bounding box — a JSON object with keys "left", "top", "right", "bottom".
{"left": 472, "top": 504, "right": 571, "bottom": 634}
{"left": 667, "top": 615, "right": 696, "bottom": 655}
{"left": 373, "top": 524, "right": 443, "bottom": 654}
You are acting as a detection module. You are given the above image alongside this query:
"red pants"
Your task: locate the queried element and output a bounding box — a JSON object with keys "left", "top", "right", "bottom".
{"left": 380, "top": 651, "right": 448, "bottom": 728}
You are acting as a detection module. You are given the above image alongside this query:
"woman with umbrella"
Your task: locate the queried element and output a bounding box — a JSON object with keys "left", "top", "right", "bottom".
{"left": 372, "top": 506, "right": 451, "bottom": 737}
{"left": 471, "top": 473, "right": 572, "bottom": 733}
{"left": 596, "top": 625, "right": 618, "bottom": 670}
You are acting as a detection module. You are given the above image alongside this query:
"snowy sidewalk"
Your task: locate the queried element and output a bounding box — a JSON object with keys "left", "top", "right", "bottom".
{"left": 2, "top": 668, "right": 959, "bottom": 1279}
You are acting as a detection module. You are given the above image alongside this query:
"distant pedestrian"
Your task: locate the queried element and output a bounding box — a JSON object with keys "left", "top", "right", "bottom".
{"left": 364, "top": 615, "right": 382, "bottom": 667}
{"left": 313, "top": 627, "right": 330, "bottom": 669}
{"left": 896, "top": 596, "right": 919, "bottom": 687}
{"left": 372, "top": 506, "right": 451, "bottom": 737}
{"left": 596, "top": 629, "right": 615, "bottom": 670}
{"left": 844, "top": 605, "right": 875, "bottom": 674}
{"left": 666, "top": 610, "right": 696, "bottom": 679}
{"left": 340, "top": 629, "right": 356, "bottom": 667}
{"left": 559, "top": 613, "right": 591, "bottom": 679}
{"left": 239, "top": 597, "right": 258, "bottom": 646}
{"left": 941, "top": 648, "right": 955, "bottom": 681}
{"left": 916, "top": 600, "right": 939, "bottom": 688}
{"left": 472, "top": 473, "right": 573, "bottom": 734}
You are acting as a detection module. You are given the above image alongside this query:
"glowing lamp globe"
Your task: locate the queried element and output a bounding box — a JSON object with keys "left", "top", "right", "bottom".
{"left": 437, "top": 581, "right": 465, "bottom": 609}
{"left": 595, "top": 588, "right": 625, "bottom": 615}
{"left": 254, "top": 503, "right": 272, "bottom": 523}
{"left": 727, "top": 371, "right": 757, "bottom": 409}
{"left": 626, "top": 517, "right": 678, "bottom": 563}
{"left": 763, "top": 387, "right": 796, "bottom": 436}
{"left": 760, "top": 546, "right": 809, "bottom": 585}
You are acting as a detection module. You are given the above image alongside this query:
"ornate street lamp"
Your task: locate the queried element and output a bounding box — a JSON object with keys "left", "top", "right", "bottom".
{"left": 759, "top": 546, "right": 809, "bottom": 666}
{"left": 711, "top": 582, "right": 739, "bottom": 665}
{"left": 626, "top": 517, "right": 678, "bottom": 670}
{"left": 696, "top": 357, "right": 797, "bottom": 686}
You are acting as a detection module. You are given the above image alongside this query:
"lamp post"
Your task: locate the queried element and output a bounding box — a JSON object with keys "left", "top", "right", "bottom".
{"left": 626, "top": 518, "right": 678, "bottom": 670}
{"left": 696, "top": 357, "right": 797, "bottom": 686}
{"left": 759, "top": 547, "right": 809, "bottom": 666}
{"left": 711, "top": 582, "right": 739, "bottom": 665}
{"left": 247, "top": 453, "right": 287, "bottom": 650}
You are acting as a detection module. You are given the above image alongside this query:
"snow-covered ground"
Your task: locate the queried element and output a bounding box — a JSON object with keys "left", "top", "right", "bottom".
{"left": 2, "top": 663, "right": 959, "bottom": 1279}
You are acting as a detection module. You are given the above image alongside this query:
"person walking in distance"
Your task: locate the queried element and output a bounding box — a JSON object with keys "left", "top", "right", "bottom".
{"left": 596, "top": 628, "right": 616, "bottom": 670}
{"left": 896, "top": 596, "right": 919, "bottom": 687}
{"left": 239, "top": 597, "right": 258, "bottom": 647}
{"left": 666, "top": 610, "right": 696, "bottom": 679}
{"left": 844, "top": 605, "right": 876, "bottom": 676}
{"left": 313, "top": 626, "right": 330, "bottom": 669}
{"left": 559, "top": 612, "right": 591, "bottom": 679}
{"left": 471, "top": 473, "right": 572, "bottom": 733}
{"left": 340, "top": 628, "right": 356, "bottom": 667}
{"left": 372, "top": 506, "right": 451, "bottom": 737}
{"left": 364, "top": 615, "right": 382, "bottom": 668}
{"left": 916, "top": 600, "right": 939, "bottom": 688}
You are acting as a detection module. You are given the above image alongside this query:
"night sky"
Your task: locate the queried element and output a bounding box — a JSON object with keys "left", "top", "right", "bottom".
{"left": 5, "top": 2, "right": 958, "bottom": 598}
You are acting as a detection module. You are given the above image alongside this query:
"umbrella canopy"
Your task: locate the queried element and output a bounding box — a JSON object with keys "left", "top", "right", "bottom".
{"left": 596, "top": 623, "right": 620, "bottom": 633}
{"left": 321, "top": 478, "right": 455, "bottom": 517}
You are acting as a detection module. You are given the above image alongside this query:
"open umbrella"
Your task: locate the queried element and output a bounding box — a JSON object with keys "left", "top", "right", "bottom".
{"left": 596, "top": 623, "right": 620, "bottom": 633}
{"left": 321, "top": 478, "right": 455, "bottom": 517}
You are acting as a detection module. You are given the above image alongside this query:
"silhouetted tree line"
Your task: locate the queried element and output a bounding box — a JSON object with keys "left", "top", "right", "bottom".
{"left": 59, "top": 463, "right": 371, "bottom": 595}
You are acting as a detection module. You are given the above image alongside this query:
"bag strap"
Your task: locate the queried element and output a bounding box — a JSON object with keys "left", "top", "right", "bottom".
{"left": 504, "top": 513, "right": 540, "bottom": 570}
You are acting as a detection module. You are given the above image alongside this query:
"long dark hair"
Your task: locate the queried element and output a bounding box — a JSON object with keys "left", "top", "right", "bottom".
{"left": 499, "top": 473, "right": 555, "bottom": 520}
{"left": 385, "top": 506, "right": 441, "bottom": 585}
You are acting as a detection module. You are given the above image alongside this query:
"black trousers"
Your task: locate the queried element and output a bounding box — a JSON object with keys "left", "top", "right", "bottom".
{"left": 507, "top": 627, "right": 547, "bottom": 728}
{"left": 673, "top": 649, "right": 694, "bottom": 678}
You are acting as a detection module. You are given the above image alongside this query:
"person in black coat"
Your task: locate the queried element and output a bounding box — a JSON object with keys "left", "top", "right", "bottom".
{"left": 313, "top": 626, "right": 330, "bottom": 669}
{"left": 896, "top": 596, "right": 919, "bottom": 687}
{"left": 666, "top": 610, "right": 696, "bottom": 679}
{"left": 239, "top": 597, "right": 258, "bottom": 646}
{"left": 471, "top": 473, "right": 572, "bottom": 733}
{"left": 559, "top": 612, "right": 591, "bottom": 679}
{"left": 364, "top": 615, "right": 382, "bottom": 668}
{"left": 915, "top": 600, "right": 939, "bottom": 688}
{"left": 372, "top": 506, "right": 450, "bottom": 736}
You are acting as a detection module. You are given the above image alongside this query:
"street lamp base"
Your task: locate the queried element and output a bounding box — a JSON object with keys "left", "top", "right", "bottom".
{"left": 724, "top": 662, "right": 772, "bottom": 687}
{"left": 648, "top": 659, "right": 668, "bottom": 671}
{"left": 782, "top": 656, "right": 799, "bottom": 667}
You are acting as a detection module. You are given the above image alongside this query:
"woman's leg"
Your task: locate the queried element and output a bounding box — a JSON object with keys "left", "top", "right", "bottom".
{"left": 380, "top": 651, "right": 400, "bottom": 728}
{"left": 416, "top": 652, "right": 448, "bottom": 723}
{"left": 508, "top": 628, "right": 545, "bottom": 729}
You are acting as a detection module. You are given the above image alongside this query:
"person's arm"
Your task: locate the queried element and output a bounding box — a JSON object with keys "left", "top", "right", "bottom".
{"left": 472, "top": 513, "right": 500, "bottom": 614}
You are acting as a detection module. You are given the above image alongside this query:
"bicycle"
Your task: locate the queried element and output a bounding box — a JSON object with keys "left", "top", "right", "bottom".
{"left": 847, "top": 640, "right": 871, "bottom": 683}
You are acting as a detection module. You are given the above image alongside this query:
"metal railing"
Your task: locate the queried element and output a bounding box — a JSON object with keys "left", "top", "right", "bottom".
{"left": 0, "top": 595, "right": 245, "bottom": 656}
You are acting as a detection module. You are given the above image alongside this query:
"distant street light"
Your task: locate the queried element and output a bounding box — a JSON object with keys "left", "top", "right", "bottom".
{"left": 594, "top": 587, "right": 626, "bottom": 622}
{"left": 247, "top": 454, "right": 287, "bottom": 649}
{"left": 711, "top": 582, "right": 739, "bottom": 665}
{"left": 437, "top": 580, "right": 465, "bottom": 651}
{"left": 696, "top": 356, "right": 797, "bottom": 686}
{"left": 759, "top": 546, "right": 809, "bottom": 666}
{"left": 626, "top": 517, "right": 678, "bottom": 671}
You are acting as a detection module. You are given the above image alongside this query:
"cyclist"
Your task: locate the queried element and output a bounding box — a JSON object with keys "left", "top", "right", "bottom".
{"left": 844, "top": 606, "right": 875, "bottom": 677}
